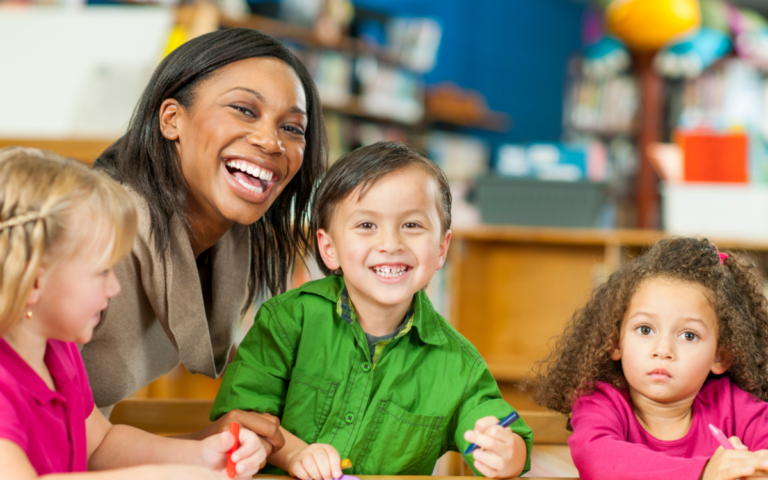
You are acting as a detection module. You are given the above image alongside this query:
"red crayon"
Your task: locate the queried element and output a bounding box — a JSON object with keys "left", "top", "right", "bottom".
{"left": 227, "top": 422, "right": 241, "bottom": 479}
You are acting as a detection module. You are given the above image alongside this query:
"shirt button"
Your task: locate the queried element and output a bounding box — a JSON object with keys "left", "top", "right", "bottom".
{"left": 361, "top": 362, "right": 371, "bottom": 372}
{"left": 345, "top": 413, "right": 355, "bottom": 424}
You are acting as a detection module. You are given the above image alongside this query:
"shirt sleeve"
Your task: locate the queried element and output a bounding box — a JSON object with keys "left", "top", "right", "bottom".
{"left": 450, "top": 359, "right": 533, "bottom": 476}
{"left": 0, "top": 376, "right": 27, "bottom": 451}
{"left": 211, "top": 302, "right": 299, "bottom": 420}
{"left": 569, "top": 387, "right": 708, "bottom": 480}
{"left": 730, "top": 382, "right": 768, "bottom": 450}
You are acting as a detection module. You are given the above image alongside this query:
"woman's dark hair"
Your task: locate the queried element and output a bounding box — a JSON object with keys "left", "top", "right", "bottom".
{"left": 95, "top": 28, "right": 327, "bottom": 299}
{"left": 310, "top": 141, "right": 451, "bottom": 276}
{"left": 531, "top": 237, "right": 768, "bottom": 422}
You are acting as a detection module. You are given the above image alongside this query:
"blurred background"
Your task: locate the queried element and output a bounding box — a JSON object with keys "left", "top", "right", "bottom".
{"left": 5, "top": 0, "right": 768, "bottom": 476}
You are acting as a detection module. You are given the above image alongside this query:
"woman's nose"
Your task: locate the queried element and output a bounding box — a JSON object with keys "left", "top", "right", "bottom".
{"left": 246, "top": 121, "right": 285, "bottom": 155}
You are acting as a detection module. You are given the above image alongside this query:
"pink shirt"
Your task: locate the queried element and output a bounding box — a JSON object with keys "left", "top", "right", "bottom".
{"left": 0, "top": 338, "right": 94, "bottom": 474}
{"left": 569, "top": 377, "right": 768, "bottom": 480}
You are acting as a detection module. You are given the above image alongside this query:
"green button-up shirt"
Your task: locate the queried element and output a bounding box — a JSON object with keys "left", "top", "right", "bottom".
{"left": 211, "top": 276, "right": 533, "bottom": 476}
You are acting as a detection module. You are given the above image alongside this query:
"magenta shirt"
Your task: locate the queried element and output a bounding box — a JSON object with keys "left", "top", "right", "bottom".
{"left": 0, "top": 338, "right": 94, "bottom": 474}
{"left": 569, "top": 377, "right": 768, "bottom": 480}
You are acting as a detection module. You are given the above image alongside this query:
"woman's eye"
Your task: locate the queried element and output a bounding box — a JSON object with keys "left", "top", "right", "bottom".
{"left": 636, "top": 325, "right": 653, "bottom": 335}
{"left": 231, "top": 105, "right": 254, "bottom": 117}
{"left": 284, "top": 125, "right": 306, "bottom": 136}
{"left": 681, "top": 331, "right": 699, "bottom": 342}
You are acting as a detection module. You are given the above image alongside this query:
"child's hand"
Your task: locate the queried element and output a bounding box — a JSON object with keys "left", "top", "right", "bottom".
{"left": 286, "top": 443, "right": 342, "bottom": 480}
{"left": 200, "top": 427, "right": 268, "bottom": 479}
{"left": 702, "top": 436, "right": 768, "bottom": 480}
{"left": 464, "top": 416, "right": 526, "bottom": 478}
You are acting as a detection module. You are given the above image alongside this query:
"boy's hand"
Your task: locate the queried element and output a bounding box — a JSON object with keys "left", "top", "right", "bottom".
{"left": 286, "top": 443, "right": 342, "bottom": 480}
{"left": 200, "top": 427, "right": 268, "bottom": 479}
{"left": 464, "top": 416, "right": 526, "bottom": 478}
{"left": 701, "top": 436, "right": 768, "bottom": 480}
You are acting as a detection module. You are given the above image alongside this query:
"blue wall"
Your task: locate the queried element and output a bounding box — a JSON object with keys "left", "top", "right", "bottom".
{"left": 354, "top": 0, "right": 585, "bottom": 147}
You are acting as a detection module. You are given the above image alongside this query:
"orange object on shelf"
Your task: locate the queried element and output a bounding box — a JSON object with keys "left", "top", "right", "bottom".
{"left": 676, "top": 130, "right": 748, "bottom": 183}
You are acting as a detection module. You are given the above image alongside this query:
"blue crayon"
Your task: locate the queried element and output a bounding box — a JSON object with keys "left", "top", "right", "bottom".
{"left": 464, "top": 411, "right": 520, "bottom": 455}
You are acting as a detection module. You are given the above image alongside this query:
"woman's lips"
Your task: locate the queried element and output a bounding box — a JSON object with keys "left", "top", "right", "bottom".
{"left": 221, "top": 159, "right": 277, "bottom": 202}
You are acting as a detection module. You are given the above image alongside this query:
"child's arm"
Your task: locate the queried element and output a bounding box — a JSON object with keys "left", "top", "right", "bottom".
{"left": 267, "top": 427, "right": 342, "bottom": 480}
{"left": 86, "top": 406, "right": 266, "bottom": 479}
{"left": 463, "top": 416, "right": 527, "bottom": 478}
{"left": 452, "top": 363, "right": 533, "bottom": 477}
{"left": 0, "top": 438, "right": 223, "bottom": 480}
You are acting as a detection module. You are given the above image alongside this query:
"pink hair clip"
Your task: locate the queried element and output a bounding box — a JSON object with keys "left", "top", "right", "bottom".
{"left": 711, "top": 243, "right": 729, "bottom": 265}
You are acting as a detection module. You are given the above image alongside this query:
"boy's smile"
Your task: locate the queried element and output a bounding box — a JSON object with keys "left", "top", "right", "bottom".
{"left": 317, "top": 165, "right": 451, "bottom": 335}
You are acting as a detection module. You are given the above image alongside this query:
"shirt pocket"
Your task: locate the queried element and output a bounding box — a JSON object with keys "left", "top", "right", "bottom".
{"left": 283, "top": 369, "right": 339, "bottom": 444}
{"left": 359, "top": 399, "right": 447, "bottom": 475}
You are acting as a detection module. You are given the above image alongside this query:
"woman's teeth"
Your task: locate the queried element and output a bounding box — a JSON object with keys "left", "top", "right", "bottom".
{"left": 373, "top": 265, "right": 407, "bottom": 278}
{"left": 225, "top": 160, "right": 274, "bottom": 182}
{"left": 235, "top": 176, "right": 263, "bottom": 194}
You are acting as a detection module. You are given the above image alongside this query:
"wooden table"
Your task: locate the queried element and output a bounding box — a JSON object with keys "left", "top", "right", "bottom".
{"left": 254, "top": 475, "right": 578, "bottom": 480}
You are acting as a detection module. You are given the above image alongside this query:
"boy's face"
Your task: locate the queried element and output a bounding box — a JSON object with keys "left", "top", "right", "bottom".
{"left": 317, "top": 166, "right": 451, "bottom": 315}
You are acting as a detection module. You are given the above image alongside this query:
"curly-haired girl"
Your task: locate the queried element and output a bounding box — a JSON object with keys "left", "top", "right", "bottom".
{"left": 532, "top": 237, "right": 768, "bottom": 480}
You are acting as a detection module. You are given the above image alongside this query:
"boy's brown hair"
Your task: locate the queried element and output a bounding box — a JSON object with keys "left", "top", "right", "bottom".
{"left": 311, "top": 141, "right": 451, "bottom": 276}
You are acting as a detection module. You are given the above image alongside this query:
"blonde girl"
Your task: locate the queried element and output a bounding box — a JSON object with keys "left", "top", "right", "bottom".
{"left": 0, "top": 148, "right": 266, "bottom": 479}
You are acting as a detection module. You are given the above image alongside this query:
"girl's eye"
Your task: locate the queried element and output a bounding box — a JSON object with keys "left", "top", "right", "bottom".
{"left": 636, "top": 325, "right": 653, "bottom": 335}
{"left": 358, "top": 222, "right": 375, "bottom": 229}
{"left": 403, "top": 222, "right": 420, "bottom": 229}
{"left": 231, "top": 105, "right": 255, "bottom": 117}
{"left": 283, "top": 125, "right": 306, "bottom": 136}
{"left": 681, "top": 331, "right": 699, "bottom": 342}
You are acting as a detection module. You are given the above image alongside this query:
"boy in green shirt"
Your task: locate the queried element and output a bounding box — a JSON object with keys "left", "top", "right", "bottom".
{"left": 211, "top": 142, "right": 533, "bottom": 478}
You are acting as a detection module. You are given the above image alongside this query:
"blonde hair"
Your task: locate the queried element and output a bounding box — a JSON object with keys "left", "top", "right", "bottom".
{"left": 0, "top": 147, "right": 137, "bottom": 335}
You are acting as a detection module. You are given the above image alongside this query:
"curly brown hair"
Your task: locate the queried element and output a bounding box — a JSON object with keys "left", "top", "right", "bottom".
{"left": 531, "top": 237, "right": 768, "bottom": 418}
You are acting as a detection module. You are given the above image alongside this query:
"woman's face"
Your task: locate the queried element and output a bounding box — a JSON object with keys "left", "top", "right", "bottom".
{"left": 164, "top": 57, "right": 308, "bottom": 229}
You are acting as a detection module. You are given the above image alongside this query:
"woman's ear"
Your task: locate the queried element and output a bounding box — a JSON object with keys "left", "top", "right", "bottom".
{"left": 712, "top": 349, "right": 733, "bottom": 375}
{"left": 316, "top": 228, "right": 340, "bottom": 272}
{"left": 159, "top": 98, "right": 182, "bottom": 141}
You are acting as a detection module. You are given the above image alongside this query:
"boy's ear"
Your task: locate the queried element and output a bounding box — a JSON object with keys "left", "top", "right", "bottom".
{"left": 436, "top": 230, "right": 452, "bottom": 269}
{"left": 712, "top": 349, "right": 733, "bottom": 375}
{"left": 159, "top": 98, "right": 182, "bottom": 141}
{"left": 316, "top": 228, "right": 340, "bottom": 272}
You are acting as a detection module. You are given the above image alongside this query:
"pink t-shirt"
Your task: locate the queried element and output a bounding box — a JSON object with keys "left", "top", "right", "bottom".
{"left": 0, "top": 338, "right": 95, "bottom": 474}
{"left": 569, "top": 377, "right": 768, "bottom": 480}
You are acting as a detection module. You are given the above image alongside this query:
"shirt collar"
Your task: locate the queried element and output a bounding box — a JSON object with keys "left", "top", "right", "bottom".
{"left": 301, "top": 275, "right": 446, "bottom": 346}
{"left": 0, "top": 338, "right": 68, "bottom": 404}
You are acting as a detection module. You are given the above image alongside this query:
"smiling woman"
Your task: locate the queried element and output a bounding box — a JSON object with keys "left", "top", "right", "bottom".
{"left": 80, "top": 28, "right": 327, "bottom": 449}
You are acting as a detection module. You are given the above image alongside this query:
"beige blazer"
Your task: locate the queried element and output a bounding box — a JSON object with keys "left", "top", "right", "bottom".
{"left": 81, "top": 188, "right": 252, "bottom": 411}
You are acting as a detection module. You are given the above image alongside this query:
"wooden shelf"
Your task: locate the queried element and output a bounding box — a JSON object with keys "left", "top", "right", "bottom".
{"left": 449, "top": 225, "right": 768, "bottom": 383}
{"left": 220, "top": 13, "right": 408, "bottom": 70}
{"left": 452, "top": 225, "right": 768, "bottom": 251}
{"left": 0, "top": 138, "right": 115, "bottom": 166}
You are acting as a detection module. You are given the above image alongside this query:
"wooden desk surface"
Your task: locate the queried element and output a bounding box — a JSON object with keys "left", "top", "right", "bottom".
{"left": 254, "top": 476, "right": 579, "bottom": 480}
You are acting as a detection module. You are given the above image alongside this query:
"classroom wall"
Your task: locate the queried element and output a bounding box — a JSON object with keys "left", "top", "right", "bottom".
{"left": 352, "top": 0, "right": 586, "bottom": 147}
